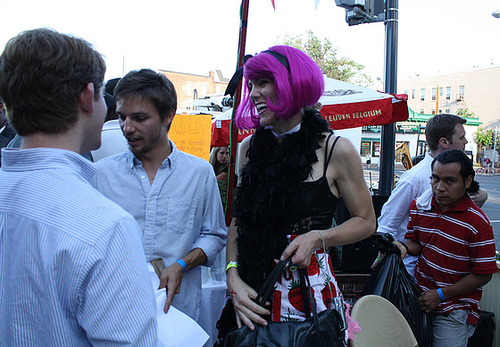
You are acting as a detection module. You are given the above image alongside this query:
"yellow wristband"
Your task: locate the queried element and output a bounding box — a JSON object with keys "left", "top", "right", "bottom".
{"left": 226, "top": 261, "right": 239, "bottom": 272}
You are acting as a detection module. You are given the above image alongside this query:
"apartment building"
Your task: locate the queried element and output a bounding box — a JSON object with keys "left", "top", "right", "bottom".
{"left": 398, "top": 65, "right": 500, "bottom": 129}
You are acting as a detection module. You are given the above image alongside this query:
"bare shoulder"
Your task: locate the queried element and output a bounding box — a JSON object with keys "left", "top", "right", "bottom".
{"left": 321, "top": 133, "right": 359, "bottom": 163}
{"left": 237, "top": 134, "right": 253, "bottom": 173}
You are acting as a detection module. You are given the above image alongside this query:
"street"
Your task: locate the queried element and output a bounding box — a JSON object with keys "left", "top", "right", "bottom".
{"left": 364, "top": 167, "right": 500, "bottom": 251}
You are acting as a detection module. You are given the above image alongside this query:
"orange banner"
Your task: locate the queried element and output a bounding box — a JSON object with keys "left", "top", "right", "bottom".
{"left": 169, "top": 114, "right": 212, "bottom": 161}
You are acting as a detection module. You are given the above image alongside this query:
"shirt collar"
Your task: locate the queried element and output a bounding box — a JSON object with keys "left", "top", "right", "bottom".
{"left": 125, "top": 140, "right": 178, "bottom": 169}
{"left": 431, "top": 193, "right": 472, "bottom": 213}
{"left": 266, "top": 122, "right": 302, "bottom": 139}
{"left": 1, "top": 147, "right": 95, "bottom": 182}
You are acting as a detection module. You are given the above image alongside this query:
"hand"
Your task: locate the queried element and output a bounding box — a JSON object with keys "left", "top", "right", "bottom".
{"left": 393, "top": 241, "right": 408, "bottom": 259}
{"left": 159, "top": 262, "right": 184, "bottom": 313}
{"left": 418, "top": 289, "right": 441, "bottom": 313}
{"left": 370, "top": 251, "right": 385, "bottom": 269}
{"left": 279, "top": 231, "right": 320, "bottom": 268}
{"left": 227, "top": 271, "right": 270, "bottom": 330}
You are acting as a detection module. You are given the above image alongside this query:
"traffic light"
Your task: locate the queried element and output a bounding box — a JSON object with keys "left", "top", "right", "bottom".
{"left": 334, "top": 0, "right": 385, "bottom": 26}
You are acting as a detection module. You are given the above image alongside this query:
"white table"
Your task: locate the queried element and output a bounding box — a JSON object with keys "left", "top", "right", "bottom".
{"left": 199, "top": 279, "right": 227, "bottom": 347}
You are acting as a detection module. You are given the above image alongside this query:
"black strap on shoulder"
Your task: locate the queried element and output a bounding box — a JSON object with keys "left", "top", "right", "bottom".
{"left": 323, "top": 133, "right": 340, "bottom": 177}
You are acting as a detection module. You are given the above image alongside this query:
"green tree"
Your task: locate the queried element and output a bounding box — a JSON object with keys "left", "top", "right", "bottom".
{"left": 457, "top": 107, "right": 476, "bottom": 118}
{"left": 278, "top": 30, "right": 372, "bottom": 86}
{"left": 474, "top": 127, "right": 496, "bottom": 149}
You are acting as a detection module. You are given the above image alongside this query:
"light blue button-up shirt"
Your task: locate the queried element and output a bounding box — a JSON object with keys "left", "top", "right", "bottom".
{"left": 0, "top": 147, "right": 157, "bottom": 346}
{"left": 92, "top": 141, "right": 227, "bottom": 321}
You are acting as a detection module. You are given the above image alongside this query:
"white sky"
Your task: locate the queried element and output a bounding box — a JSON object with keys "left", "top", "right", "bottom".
{"left": 1, "top": 0, "right": 500, "bottom": 86}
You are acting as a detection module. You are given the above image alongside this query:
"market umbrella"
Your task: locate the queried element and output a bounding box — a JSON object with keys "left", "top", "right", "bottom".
{"left": 211, "top": 109, "right": 254, "bottom": 147}
{"left": 211, "top": 76, "right": 408, "bottom": 147}
{"left": 319, "top": 76, "right": 408, "bottom": 130}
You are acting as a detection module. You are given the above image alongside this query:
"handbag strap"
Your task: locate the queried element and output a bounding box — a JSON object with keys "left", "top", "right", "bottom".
{"left": 255, "top": 258, "right": 323, "bottom": 345}
{"left": 256, "top": 258, "right": 292, "bottom": 305}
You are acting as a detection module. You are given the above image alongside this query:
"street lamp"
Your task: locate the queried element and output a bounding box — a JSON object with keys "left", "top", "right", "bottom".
{"left": 493, "top": 9, "right": 500, "bottom": 18}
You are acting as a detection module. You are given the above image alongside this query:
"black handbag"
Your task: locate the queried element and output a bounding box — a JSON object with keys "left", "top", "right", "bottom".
{"left": 223, "top": 258, "right": 346, "bottom": 347}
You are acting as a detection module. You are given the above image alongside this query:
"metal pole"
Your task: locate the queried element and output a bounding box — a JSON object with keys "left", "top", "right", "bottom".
{"left": 378, "top": 0, "right": 398, "bottom": 195}
{"left": 225, "top": 0, "right": 250, "bottom": 226}
{"left": 493, "top": 125, "right": 498, "bottom": 174}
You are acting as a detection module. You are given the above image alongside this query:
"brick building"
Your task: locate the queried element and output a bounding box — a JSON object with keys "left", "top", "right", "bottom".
{"left": 158, "top": 69, "right": 229, "bottom": 113}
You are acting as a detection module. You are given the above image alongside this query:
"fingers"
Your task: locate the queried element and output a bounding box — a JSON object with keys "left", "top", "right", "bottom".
{"left": 164, "top": 289, "right": 174, "bottom": 313}
{"left": 234, "top": 301, "right": 269, "bottom": 330}
{"left": 231, "top": 286, "right": 270, "bottom": 330}
{"left": 164, "top": 281, "right": 177, "bottom": 313}
{"left": 280, "top": 242, "right": 298, "bottom": 262}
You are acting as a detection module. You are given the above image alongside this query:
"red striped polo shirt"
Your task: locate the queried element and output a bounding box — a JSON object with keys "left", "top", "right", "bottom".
{"left": 405, "top": 194, "right": 497, "bottom": 325}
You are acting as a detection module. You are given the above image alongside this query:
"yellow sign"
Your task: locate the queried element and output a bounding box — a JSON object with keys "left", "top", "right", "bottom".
{"left": 169, "top": 114, "right": 212, "bottom": 161}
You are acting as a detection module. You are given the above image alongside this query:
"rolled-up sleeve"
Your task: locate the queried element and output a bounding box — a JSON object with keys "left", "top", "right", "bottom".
{"left": 190, "top": 172, "right": 227, "bottom": 266}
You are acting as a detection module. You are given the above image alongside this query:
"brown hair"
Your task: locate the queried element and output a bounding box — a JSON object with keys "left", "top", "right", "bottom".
{"left": 0, "top": 28, "right": 105, "bottom": 135}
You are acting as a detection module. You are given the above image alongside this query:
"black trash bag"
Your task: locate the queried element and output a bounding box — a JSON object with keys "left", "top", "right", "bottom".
{"left": 361, "top": 233, "right": 433, "bottom": 347}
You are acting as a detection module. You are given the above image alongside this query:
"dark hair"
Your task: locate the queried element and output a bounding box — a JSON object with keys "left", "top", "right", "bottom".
{"left": 235, "top": 45, "right": 324, "bottom": 129}
{"left": 105, "top": 78, "right": 121, "bottom": 96}
{"left": 432, "top": 149, "right": 479, "bottom": 194}
{"left": 114, "top": 69, "right": 177, "bottom": 122}
{"left": 0, "top": 28, "right": 105, "bottom": 135}
{"left": 425, "top": 114, "right": 466, "bottom": 151}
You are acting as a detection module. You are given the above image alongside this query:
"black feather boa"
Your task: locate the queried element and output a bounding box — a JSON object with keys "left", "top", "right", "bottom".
{"left": 233, "top": 110, "right": 330, "bottom": 290}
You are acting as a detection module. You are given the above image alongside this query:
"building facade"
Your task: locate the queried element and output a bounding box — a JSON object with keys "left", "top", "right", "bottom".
{"left": 158, "top": 69, "right": 229, "bottom": 113}
{"left": 398, "top": 65, "right": 500, "bottom": 129}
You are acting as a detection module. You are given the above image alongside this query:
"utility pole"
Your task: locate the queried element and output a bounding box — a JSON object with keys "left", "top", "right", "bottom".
{"left": 378, "top": 0, "right": 398, "bottom": 195}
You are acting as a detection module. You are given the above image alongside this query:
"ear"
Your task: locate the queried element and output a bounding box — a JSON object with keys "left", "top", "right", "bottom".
{"left": 464, "top": 175, "right": 473, "bottom": 189}
{"left": 162, "top": 110, "right": 175, "bottom": 127}
{"left": 79, "top": 83, "right": 95, "bottom": 114}
{"left": 439, "top": 136, "right": 450, "bottom": 149}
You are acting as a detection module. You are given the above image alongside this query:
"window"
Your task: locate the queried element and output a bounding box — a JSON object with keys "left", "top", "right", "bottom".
{"left": 432, "top": 88, "right": 437, "bottom": 101}
{"left": 445, "top": 108, "right": 451, "bottom": 113}
{"left": 419, "top": 109, "right": 425, "bottom": 114}
{"left": 360, "top": 141, "right": 381, "bottom": 158}
{"left": 431, "top": 109, "right": 436, "bottom": 115}
{"left": 360, "top": 141, "right": 371, "bottom": 156}
{"left": 411, "top": 89, "right": 415, "bottom": 99}
{"left": 420, "top": 88, "right": 425, "bottom": 101}
{"left": 439, "top": 109, "right": 442, "bottom": 114}
{"left": 446, "top": 87, "right": 451, "bottom": 100}
{"left": 459, "top": 85, "right": 465, "bottom": 99}
{"left": 439, "top": 87, "right": 443, "bottom": 97}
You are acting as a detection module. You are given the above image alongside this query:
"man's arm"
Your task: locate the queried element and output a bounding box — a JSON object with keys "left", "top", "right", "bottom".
{"left": 469, "top": 188, "right": 488, "bottom": 208}
{"left": 159, "top": 248, "right": 207, "bottom": 313}
{"left": 80, "top": 218, "right": 157, "bottom": 345}
{"left": 377, "top": 178, "right": 419, "bottom": 241}
{"left": 419, "top": 273, "right": 493, "bottom": 313}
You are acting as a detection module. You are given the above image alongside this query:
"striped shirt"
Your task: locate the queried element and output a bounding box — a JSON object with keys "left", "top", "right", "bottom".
{"left": 405, "top": 194, "right": 497, "bottom": 325}
{"left": 0, "top": 148, "right": 157, "bottom": 346}
{"left": 92, "top": 141, "right": 227, "bottom": 321}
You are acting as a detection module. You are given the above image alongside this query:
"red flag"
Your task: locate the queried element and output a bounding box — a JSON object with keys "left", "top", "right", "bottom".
{"left": 271, "top": 0, "right": 275, "bottom": 10}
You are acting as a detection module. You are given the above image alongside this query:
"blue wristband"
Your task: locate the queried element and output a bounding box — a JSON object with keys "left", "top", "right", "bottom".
{"left": 176, "top": 259, "right": 187, "bottom": 273}
{"left": 437, "top": 288, "right": 445, "bottom": 301}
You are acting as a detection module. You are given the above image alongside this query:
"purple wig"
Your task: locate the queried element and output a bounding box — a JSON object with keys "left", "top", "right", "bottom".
{"left": 235, "top": 45, "right": 324, "bottom": 130}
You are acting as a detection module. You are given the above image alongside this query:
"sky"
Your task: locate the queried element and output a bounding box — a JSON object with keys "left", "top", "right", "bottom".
{"left": 1, "top": 0, "right": 500, "bottom": 87}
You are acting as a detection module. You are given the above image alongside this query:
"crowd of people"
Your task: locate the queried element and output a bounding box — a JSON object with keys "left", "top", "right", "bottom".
{"left": 0, "top": 28, "right": 496, "bottom": 347}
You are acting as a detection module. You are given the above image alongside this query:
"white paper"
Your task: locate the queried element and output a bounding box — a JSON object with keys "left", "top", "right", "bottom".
{"left": 147, "top": 263, "right": 209, "bottom": 347}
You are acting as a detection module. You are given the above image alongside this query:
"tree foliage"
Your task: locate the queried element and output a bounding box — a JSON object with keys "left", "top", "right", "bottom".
{"left": 278, "top": 30, "right": 372, "bottom": 87}
{"left": 474, "top": 127, "right": 498, "bottom": 149}
{"left": 457, "top": 107, "right": 476, "bottom": 118}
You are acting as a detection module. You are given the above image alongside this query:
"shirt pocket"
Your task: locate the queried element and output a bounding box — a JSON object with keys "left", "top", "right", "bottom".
{"left": 166, "top": 198, "right": 196, "bottom": 235}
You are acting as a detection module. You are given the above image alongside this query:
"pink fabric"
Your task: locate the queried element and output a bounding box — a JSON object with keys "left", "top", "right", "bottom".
{"left": 345, "top": 303, "right": 362, "bottom": 340}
